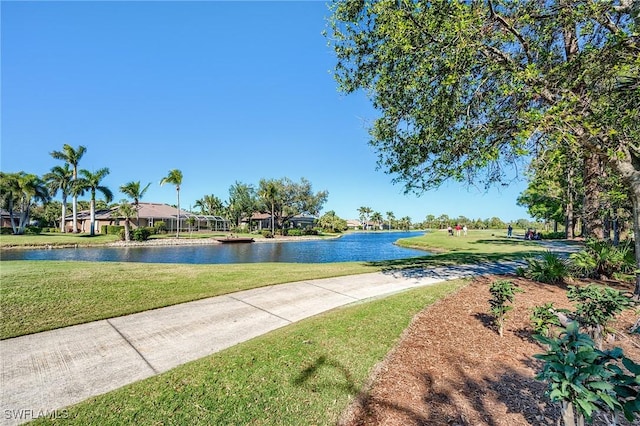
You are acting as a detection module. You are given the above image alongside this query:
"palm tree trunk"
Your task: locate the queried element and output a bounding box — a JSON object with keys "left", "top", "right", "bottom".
{"left": 271, "top": 201, "right": 275, "bottom": 235}
{"left": 72, "top": 194, "right": 78, "bottom": 233}
{"left": 61, "top": 195, "right": 67, "bottom": 233}
{"left": 176, "top": 189, "right": 180, "bottom": 238}
{"left": 90, "top": 198, "right": 96, "bottom": 236}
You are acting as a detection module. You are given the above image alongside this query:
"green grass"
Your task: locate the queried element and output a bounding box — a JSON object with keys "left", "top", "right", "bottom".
{"left": 30, "top": 279, "right": 467, "bottom": 426}
{"left": 0, "top": 232, "right": 121, "bottom": 248}
{"left": 0, "top": 261, "right": 379, "bottom": 339}
{"left": 380, "top": 229, "right": 557, "bottom": 269}
{"left": 1, "top": 229, "right": 572, "bottom": 339}
{"left": 0, "top": 230, "right": 342, "bottom": 248}
{"left": 3, "top": 229, "right": 564, "bottom": 423}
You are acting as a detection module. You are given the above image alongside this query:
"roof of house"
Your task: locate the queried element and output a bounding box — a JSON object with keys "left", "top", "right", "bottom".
{"left": 65, "top": 202, "right": 228, "bottom": 222}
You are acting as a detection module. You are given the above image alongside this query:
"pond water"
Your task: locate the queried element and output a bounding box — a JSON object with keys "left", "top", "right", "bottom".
{"left": 1, "top": 231, "right": 430, "bottom": 264}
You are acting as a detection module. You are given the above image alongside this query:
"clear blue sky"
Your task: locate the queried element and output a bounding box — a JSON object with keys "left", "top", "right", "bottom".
{"left": 1, "top": 1, "right": 532, "bottom": 223}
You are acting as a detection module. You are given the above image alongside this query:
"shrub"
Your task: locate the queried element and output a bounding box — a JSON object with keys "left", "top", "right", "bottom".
{"left": 540, "top": 231, "right": 566, "bottom": 240}
{"left": 534, "top": 322, "right": 640, "bottom": 425}
{"left": 530, "top": 303, "right": 563, "bottom": 337}
{"left": 261, "top": 230, "right": 273, "bottom": 238}
{"left": 524, "top": 251, "right": 569, "bottom": 284}
{"left": 25, "top": 226, "right": 42, "bottom": 235}
{"left": 567, "top": 284, "right": 636, "bottom": 350}
{"left": 153, "top": 221, "right": 167, "bottom": 234}
{"left": 132, "top": 227, "right": 152, "bottom": 242}
{"left": 569, "top": 239, "right": 636, "bottom": 280}
{"left": 104, "top": 225, "right": 124, "bottom": 236}
{"left": 488, "top": 280, "right": 522, "bottom": 337}
{"left": 0, "top": 227, "right": 13, "bottom": 235}
{"left": 304, "top": 228, "right": 319, "bottom": 236}
{"left": 287, "top": 229, "right": 303, "bottom": 236}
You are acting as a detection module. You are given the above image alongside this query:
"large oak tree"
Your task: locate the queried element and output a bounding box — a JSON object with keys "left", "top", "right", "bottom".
{"left": 328, "top": 0, "right": 640, "bottom": 293}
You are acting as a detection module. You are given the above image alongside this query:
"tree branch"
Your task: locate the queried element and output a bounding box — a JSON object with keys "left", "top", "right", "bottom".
{"left": 487, "top": 0, "right": 533, "bottom": 64}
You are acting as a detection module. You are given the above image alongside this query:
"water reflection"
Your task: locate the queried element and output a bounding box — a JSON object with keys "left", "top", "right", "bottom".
{"left": 1, "top": 231, "right": 430, "bottom": 264}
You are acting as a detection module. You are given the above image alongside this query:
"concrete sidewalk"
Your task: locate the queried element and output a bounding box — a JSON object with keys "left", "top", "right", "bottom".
{"left": 1, "top": 261, "right": 526, "bottom": 425}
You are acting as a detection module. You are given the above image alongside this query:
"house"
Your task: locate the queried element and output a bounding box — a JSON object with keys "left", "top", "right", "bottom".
{"left": 288, "top": 214, "right": 316, "bottom": 229}
{"left": 64, "top": 202, "right": 230, "bottom": 233}
{"left": 241, "top": 213, "right": 318, "bottom": 231}
{"left": 346, "top": 219, "right": 361, "bottom": 230}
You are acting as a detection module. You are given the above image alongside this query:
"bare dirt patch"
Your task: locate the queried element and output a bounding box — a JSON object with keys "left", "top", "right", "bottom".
{"left": 341, "top": 276, "right": 640, "bottom": 426}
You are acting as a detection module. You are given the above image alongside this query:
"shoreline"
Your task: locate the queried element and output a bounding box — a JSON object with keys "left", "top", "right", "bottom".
{"left": 0, "top": 234, "right": 342, "bottom": 251}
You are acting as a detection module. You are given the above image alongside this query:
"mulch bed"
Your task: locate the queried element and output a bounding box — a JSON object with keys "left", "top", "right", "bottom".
{"left": 340, "top": 276, "right": 640, "bottom": 426}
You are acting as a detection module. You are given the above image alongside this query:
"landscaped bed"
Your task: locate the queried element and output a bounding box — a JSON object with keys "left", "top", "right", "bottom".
{"left": 340, "top": 275, "right": 639, "bottom": 426}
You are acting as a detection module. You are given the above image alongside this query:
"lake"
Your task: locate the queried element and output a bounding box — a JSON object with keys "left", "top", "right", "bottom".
{"left": 0, "top": 231, "right": 430, "bottom": 264}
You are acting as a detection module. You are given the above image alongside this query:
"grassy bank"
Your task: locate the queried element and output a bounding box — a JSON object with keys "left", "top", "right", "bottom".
{"left": 0, "top": 232, "right": 121, "bottom": 248}
{"left": 30, "top": 279, "right": 467, "bottom": 426}
{"left": 0, "top": 230, "right": 341, "bottom": 249}
{"left": 1, "top": 229, "right": 565, "bottom": 339}
{"left": 0, "top": 261, "right": 379, "bottom": 339}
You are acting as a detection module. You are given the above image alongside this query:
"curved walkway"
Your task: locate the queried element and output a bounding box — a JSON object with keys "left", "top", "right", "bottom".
{"left": 0, "top": 250, "right": 575, "bottom": 425}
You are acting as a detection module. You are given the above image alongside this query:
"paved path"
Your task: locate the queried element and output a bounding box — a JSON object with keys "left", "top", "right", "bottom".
{"left": 0, "top": 255, "right": 568, "bottom": 425}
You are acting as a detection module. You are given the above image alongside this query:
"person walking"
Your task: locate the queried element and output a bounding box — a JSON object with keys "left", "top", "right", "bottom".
{"left": 507, "top": 224, "right": 513, "bottom": 238}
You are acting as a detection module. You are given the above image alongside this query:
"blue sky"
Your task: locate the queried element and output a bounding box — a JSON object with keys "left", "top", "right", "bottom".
{"left": 1, "top": 1, "right": 532, "bottom": 223}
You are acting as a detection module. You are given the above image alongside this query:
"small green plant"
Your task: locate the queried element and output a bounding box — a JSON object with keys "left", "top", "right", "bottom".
{"left": 488, "top": 280, "right": 523, "bottom": 337}
{"left": 567, "top": 285, "right": 636, "bottom": 350}
{"left": 261, "top": 230, "right": 273, "bottom": 238}
{"left": 530, "top": 303, "right": 562, "bottom": 337}
{"left": 534, "top": 322, "right": 640, "bottom": 426}
{"left": 524, "top": 251, "right": 569, "bottom": 284}
{"left": 569, "top": 239, "right": 636, "bottom": 280}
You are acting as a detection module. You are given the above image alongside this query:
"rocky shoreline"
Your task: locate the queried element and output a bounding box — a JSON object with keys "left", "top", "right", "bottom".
{"left": 0, "top": 234, "right": 342, "bottom": 250}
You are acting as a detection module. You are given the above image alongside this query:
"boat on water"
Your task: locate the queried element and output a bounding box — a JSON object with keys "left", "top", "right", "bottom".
{"left": 215, "top": 237, "right": 255, "bottom": 244}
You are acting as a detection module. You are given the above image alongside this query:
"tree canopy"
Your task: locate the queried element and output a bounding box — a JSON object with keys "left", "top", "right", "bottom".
{"left": 328, "top": 0, "right": 640, "bottom": 292}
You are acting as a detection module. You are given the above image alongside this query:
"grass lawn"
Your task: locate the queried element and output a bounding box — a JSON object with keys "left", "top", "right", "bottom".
{"left": 1, "top": 229, "right": 576, "bottom": 424}
{"left": 29, "top": 279, "right": 467, "bottom": 426}
{"left": 0, "top": 261, "right": 378, "bottom": 339}
{"left": 0, "top": 229, "right": 572, "bottom": 339}
{"left": 0, "top": 232, "right": 121, "bottom": 248}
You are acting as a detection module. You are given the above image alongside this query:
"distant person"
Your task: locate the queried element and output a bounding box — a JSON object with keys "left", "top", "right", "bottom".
{"left": 507, "top": 224, "right": 513, "bottom": 238}
{"left": 463, "top": 225, "right": 468, "bottom": 236}
{"left": 447, "top": 225, "right": 453, "bottom": 236}
{"left": 455, "top": 224, "right": 461, "bottom": 236}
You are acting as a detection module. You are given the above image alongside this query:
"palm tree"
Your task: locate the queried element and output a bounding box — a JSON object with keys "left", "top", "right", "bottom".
{"left": 160, "top": 169, "right": 183, "bottom": 238}
{"left": 357, "top": 206, "right": 372, "bottom": 230}
{"left": 44, "top": 164, "right": 73, "bottom": 232}
{"left": 371, "top": 211, "right": 383, "bottom": 230}
{"left": 119, "top": 181, "right": 151, "bottom": 227}
{"left": 259, "top": 181, "right": 279, "bottom": 236}
{"left": 399, "top": 216, "right": 412, "bottom": 231}
{"left": 0, "top": 172, "right": 20, "bottom": 232}
{"left": 50, "top": 144, "right": 86, "bottom": 233}
{"left": 386, "top": 211, "right": 395, "bottom": 231}
{"left": 0, "top": 172, "right": 50, "bottom": 234}
{"left": 194, "top": 194, "right": 224, "bottom": 215}
{"left": 115, "top": 200, "right": 136, "bottom": 242}
{"left": 78, "top": 168, "right": 113, "bottom": 236}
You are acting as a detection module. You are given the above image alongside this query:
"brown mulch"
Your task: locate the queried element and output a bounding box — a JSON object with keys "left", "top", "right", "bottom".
{"left": 340, "top": 276, "right": 640, "bottom": 426}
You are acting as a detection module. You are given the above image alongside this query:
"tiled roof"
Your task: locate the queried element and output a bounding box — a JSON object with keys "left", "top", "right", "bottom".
{"left": 66, "top": 202, "right": 191, "bottom": 220}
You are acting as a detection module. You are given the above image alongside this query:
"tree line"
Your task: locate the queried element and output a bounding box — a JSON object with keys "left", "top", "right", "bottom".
{"left": 0, "top": 144, "right": 331, "bottom": 237}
